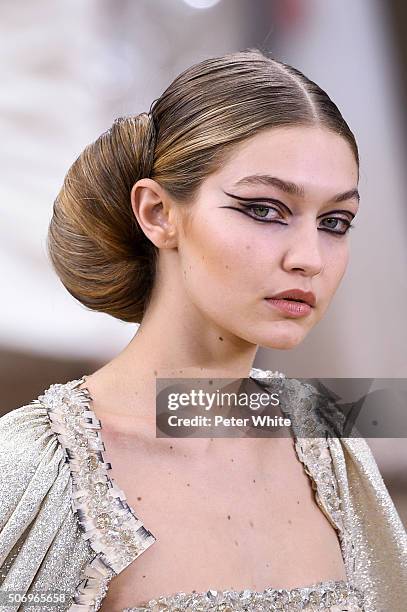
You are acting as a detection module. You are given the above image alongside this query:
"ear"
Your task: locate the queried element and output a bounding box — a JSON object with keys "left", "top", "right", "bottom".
{"left": 130, "top": 178, "right": 178, "bottom": 248}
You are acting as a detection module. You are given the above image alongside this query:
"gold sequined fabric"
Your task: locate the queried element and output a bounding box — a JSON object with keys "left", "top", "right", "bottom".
{"left": 0, "top": 369, "right": 406, "bottom": 612}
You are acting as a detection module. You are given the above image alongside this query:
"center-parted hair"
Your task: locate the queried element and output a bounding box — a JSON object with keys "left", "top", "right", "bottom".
{"left": 47, "top": 48, "right": 359, "bottom": 324}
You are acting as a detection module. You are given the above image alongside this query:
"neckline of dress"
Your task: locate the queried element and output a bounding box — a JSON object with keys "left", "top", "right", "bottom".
{"left": 40, "top": 369, "right": 353, "bottom": 611}
{"left": 122, "top": 578, "right": 365, "bottom": 611}
{"left": 76, "top": 366, "right": 287, "bottom": 571}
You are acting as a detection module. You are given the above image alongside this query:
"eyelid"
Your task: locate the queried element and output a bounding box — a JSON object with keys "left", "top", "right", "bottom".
{"left": 319, "top": 208, "right": 356, "bottom": 222}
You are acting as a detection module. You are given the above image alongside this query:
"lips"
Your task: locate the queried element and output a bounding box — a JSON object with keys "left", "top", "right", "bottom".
{"left": 267, "top": 289, "right": 316, "bottom": 308}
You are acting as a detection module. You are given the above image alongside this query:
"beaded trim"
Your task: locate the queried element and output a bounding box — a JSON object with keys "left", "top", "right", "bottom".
{"left": 34, "top": 369, "right": 359, "bottom": 611}
{"left": 35, "top": 377, "right": 156, "bottom": 611}
{"left": 122, "top": 579, "right": 365, "bottom": 611}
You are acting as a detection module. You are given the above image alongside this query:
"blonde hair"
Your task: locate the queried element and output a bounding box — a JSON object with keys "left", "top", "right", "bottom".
{"left": 47, "top": 48, "right": 359, "bottom": 324}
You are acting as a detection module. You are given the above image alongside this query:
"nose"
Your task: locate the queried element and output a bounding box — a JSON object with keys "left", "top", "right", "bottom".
{"left": 281, "top": 222, "right": 324, "bottom": 277}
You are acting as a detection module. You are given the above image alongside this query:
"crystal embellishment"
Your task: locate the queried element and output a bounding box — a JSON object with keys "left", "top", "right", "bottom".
{"left": 122, "top": 579, "right": 365, "bottom": 611}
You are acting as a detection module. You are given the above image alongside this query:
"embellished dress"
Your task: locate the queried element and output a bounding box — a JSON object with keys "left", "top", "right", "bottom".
{"left": 0, "top": 368, "right": 406, "bottom": 611}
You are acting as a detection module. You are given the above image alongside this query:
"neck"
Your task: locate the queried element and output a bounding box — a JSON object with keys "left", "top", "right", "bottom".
{"left": 85, "top": 298, "right": 261, "bottom": 431}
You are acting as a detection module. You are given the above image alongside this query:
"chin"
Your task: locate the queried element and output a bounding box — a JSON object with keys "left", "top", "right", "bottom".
{"left": 260, "top": 325, "right": 309, "bottom": 350}
{"left": 262, "top": 338, "right": 304, "bottom": 351}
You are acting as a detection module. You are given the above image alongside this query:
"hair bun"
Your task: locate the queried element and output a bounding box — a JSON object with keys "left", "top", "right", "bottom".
{"left": 47, "top": 113, "right": 158, "bottom": 323}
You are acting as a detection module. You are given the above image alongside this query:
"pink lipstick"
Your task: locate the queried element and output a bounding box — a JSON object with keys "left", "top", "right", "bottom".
{"left": 264, "top": 288, "right": 316, "bottom": 318}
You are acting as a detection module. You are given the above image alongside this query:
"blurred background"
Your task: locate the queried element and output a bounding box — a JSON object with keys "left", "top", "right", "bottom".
{"left": 1, "top": 0, "right": 406, "bottom": 524}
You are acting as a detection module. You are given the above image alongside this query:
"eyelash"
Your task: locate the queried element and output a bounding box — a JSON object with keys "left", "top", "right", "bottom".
{"left": 239, "top": 203, "right": 355, "bottom": 236}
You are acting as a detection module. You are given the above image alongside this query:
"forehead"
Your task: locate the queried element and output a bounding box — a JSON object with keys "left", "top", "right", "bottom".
{"left": 206, "top": 126, "right": 359, "bottom": 198}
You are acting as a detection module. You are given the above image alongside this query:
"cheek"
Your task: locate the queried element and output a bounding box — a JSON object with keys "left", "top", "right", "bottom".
{"left": 180, "top": 218, "right": 270, "bottom": 314}
{"left": 180, "top": 222, "right": 225, "bottom": 298}
{"left": 324, "top": 243, "right": 350, "bottom": 294}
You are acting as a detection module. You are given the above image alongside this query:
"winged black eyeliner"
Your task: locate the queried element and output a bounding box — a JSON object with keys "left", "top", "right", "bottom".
{"left": 219, "top": 205, "right": 354, "bottom": 235}
{"left": 222, "top": 190, "right": 291, "bottom": 214}
{"left": 222, "top": 190, "right": 356, "bottom": 220}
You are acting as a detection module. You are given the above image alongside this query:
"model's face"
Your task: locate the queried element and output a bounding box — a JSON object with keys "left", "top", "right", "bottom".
{"left": 175, "top": 126, "right": 359, "bottom": 350}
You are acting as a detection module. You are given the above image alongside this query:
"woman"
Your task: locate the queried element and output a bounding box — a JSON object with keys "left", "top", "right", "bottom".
{"left": 0, "top": 48, "right": 406, "bottom": 612}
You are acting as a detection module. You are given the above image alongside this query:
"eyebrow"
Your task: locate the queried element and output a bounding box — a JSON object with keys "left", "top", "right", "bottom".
{"left": 232, "top": 174, "right": 360, "bottom": 204}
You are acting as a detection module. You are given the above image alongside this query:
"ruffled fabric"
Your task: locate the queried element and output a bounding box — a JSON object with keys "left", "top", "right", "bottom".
{"left": 0, "top": 401, "right": 94, "bottom": 611}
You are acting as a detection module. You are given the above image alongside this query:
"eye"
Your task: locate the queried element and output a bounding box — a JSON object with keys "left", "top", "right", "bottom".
{"left": 242, "top": 204, "right": 285, "bottom": 223}
{"left": 320, "top": 217, "right": 354, "bottom": 235}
